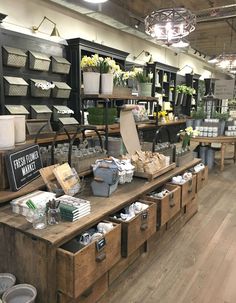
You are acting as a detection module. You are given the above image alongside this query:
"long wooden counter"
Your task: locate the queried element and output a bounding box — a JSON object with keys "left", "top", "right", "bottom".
{"left": 0, "top": 158, "right": 201, "bottom": 303}
{"left": 0, "top": 158, "right": 200, "bottom": 246}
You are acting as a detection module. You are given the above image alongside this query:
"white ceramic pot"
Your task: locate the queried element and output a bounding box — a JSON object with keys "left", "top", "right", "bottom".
{"left": 0, "top": 116, "right": 15, "bottom": 150}
{"left": 14, "top": 115, "right": 26, "bottom": 144}
{"left": 101, "top": 73, "right": 114, "bottom": 95}
{"left": 83, "top": 72, "right": 100, "bottom": 95}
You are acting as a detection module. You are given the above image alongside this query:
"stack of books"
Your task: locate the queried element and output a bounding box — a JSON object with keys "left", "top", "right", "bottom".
{"left": 57, "top": 195, "right": 91, "bottom": 222}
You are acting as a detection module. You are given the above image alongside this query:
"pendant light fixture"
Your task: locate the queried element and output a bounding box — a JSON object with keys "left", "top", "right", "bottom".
{"left": 144, "top": 8, "right": 196, "bottom": 43}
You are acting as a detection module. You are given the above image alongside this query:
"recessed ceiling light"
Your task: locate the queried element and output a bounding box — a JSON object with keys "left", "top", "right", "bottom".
{"left": 83, "top": 0, "right": 108, "bottom": 3}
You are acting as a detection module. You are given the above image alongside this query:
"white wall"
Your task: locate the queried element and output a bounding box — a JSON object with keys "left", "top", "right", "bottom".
{"left": 0, "top": 0, "right": 228, "bottom": 79}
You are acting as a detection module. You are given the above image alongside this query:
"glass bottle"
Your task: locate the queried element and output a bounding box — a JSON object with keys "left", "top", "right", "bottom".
{"left": 48, "top": 207, "right": 61, "bottom": 225}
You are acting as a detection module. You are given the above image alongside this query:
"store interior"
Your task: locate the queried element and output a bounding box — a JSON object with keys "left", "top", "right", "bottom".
{"left": 0, "top": 1, "right": 236, "bottom": 303}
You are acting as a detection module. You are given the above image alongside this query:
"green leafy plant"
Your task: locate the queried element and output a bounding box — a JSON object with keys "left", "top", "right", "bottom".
{"left": 212, "top": 111, "right": 230, "bottom": 121}
{"left": 177, "top": 85, "right": 195, "bottom": 95}
{"left": 129, "top": 67, "right": 152, "bottom": 83}
{"left": 176, "top": 84, "right": 188, "bottom": 94}
{"left": 135, "top": 72, "right": 152, "bottom": 83}
{"left": 191, "top": 107, "right": 206, "bottom": 119}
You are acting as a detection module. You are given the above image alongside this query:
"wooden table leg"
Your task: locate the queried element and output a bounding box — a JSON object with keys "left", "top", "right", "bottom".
{"left": 234, "top": 142, "right": 236, "bottom": 163}
{"left": 220, "top": 143, "right": 226, "bottom": 171}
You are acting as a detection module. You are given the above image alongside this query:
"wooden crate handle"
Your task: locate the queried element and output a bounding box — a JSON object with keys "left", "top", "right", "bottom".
{"left": 140, "top": 223, "right": 148, "bottom": 231}
{"left": 96, "top": 251, "right": 106, "bottom": 262}
{"left": 169, "top": 192, "right": 175, "bottom": 208}
{"left": 81, "top": 287, "right": 93, "bottom": 298}
{"left": 188, "top": 179, "right": 193, "bottom": 193}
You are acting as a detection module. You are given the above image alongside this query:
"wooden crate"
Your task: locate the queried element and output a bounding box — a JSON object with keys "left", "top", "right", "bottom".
{"left": 57, "top": 273, "right": 108, "bottom": 303}
{"left": 145, "top": 184, "right": 181, "bottom": 228}
{"left": 134, "top": 163, "right": 176, "bottom": 182}
{"left": 110, "top": 201, "right": 157, "bottom": 257}
{"left": 195, "top": 166, "right": 208, "bottom": 193}
{"left": 184, "top": 197, "right": 198, "bottom": 223}
{"left": 57, "top": 222, "right": 121, "bottom": 298}
{"left": 176, "top": 151, "right": 194, "bottom": 167}
{"left": 171, "top": 174, "right": 196, "bottom": 208}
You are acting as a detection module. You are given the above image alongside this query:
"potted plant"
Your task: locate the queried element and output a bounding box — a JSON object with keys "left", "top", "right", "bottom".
{"left": 81, "top": 54, "right": 101, "bottom": 94}
{"left": 191, "top": 107, "right": 206, "bottom": 127}
{"left": 212, "top": 111, "right": 230, "bottom": 135}
{"left": 113, "top": 70, "right": 132, "bottom": 96}
{"left": 100, "top": 57, "right": 120, "bottom": 94}
{"left": 131, "top": 67, "right": 152, "bottom": 97}
{"left": 176, "top": 84, "right": 188, "bottom": 105}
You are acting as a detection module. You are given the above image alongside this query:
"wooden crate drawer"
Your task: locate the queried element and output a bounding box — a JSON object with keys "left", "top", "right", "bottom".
{"left": 57, "top": 222, "right": 121, "bottom": 298}
{"left": 180, "top": 175, "right": 196, "bottom": 207}
{"left": 110, "top": 201, "right": 156, "bottom": 257}
{"left": 58, "top": 273, "right": 108, "bottom": 303}
{"left": 145, "top": 184, "right": 181, "bottom": 227}
{"left": 195, "top": 166, "right": 208, "bottom": 192}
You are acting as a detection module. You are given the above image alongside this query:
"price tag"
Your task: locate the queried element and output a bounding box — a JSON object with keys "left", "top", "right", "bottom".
{"left": 96, "top": 237, "right": 106, "bottom": 252}
{"left": 142, "top": 211, "right": 148, "bottom": 220}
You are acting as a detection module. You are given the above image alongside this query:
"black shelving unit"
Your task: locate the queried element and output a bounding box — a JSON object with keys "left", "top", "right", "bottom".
{"left": 0, "top": 28, "right": 67, "bottom": 115}
{"left": 146, "top": 62, "right": 179, "bottom": 107}
{"left": 184, "top": 73, "right": 200, "bottom": 116}
{"left": 66, "top": 38, "right": 129, "bottom": 123}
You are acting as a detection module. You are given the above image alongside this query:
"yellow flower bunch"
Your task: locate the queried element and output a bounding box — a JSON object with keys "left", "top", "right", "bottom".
{"left": 81, "top": 54, "right": 100, "bottom": 72}
{"left": 158, "top": 110, "right": 167, "bottom": 118}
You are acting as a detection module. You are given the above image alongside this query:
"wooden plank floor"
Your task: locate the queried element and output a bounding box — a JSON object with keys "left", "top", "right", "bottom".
{"left": 99, "top": 161, "right": 236, "bottom": 303}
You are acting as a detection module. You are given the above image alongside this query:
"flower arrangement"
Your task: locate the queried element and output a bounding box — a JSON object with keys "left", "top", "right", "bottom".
{"left": 100, "top": 57, "right": 120, "bottom": 74}
{"left": 80, "top": 54, "right": 101, "bottom": 72}
{"left": 81, "top": 54, "right": 120, "bottom": 74}
{"left": 130, "top": 67, "right": 152, "bottom": 83}
{"left": 178, "top": 126, "right": 199, "bottom": 150}
{"left": 113, "top": 70, "right": 132, "bottom": 87}
{"left": 158, "top": 110, "right": 167, "bottom": 118}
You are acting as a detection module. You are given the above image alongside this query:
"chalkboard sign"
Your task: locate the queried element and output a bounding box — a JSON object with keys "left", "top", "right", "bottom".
{"left": 5, "top": 144, "right": 43, "bottom": 191}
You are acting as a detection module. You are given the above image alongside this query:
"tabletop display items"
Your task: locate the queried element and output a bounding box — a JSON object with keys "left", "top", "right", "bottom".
{"left": 56, "top": 195, "right": 91, "bottom": 222}
{"left": 47, "top": 199, "right": 61, "bottom": 225}
{"left": 91, "top": 158, "right": 119, "bottom": 197}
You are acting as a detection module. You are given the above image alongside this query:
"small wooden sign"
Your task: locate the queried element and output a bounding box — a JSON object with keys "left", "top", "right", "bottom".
{"left": 5, "top": 144, "right": 43, "bottom": 191}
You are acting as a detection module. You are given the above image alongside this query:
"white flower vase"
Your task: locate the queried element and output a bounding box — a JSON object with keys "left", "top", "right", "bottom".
{"left": 101, "top": 73, "right": 114, "bottom": 95}
{"left": 83, "top": 72, "right": 100, "bottom": 95}
{"left": 14, "top": 115, "right": 26, "bottom": 145}
{"left": 0, "top": 116, "right": 15, "bottom": 150}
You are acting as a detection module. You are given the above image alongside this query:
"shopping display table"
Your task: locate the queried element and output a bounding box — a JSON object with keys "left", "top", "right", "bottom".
{"left": 0, "top": 159, "right": 200, "bottom": 303}
{"left": 191, "top": 136, "right": 236, "bottom": 171}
